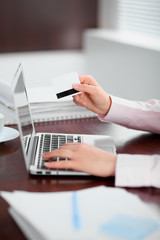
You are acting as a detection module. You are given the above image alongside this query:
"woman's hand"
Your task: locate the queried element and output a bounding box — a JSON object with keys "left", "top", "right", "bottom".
{"left": 42, "top": 143, "right": 117, "bottom": 177}
{"left": 73, "top": 75, "right": 111, "bottom": 116}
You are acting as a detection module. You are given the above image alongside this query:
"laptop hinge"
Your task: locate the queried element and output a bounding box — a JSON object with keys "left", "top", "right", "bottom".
{"left": 30, "top": 136, "right": 39, "bottom": 166}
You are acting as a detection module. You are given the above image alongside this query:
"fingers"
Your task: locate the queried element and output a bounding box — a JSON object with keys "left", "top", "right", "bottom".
{"left": 72, "top": 94, "right": 85, "bottom": 107}
{"left": 73, "top": 95, "right": 81, "bottom": 106}
{"left": 42, "top": 143, "right": 80, "bottom": 170}
{"left": 45, "top": 159, "right": 75, "bottom": 170}
{"left": 73, "top": 83, "right": 96, "bottom": 95}
{"left": 42, "top": 148, "right": 72, "bottom": 160}
{"left": 42, "top": 143, "right": 80, "bottom": 160}
{"left": 79, "top": 75, "right": 98, "bottom": 86}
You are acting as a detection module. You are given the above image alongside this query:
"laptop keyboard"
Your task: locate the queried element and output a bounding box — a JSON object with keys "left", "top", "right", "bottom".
{"left": 38, "top": 134, "right": 82, "bottom": 170}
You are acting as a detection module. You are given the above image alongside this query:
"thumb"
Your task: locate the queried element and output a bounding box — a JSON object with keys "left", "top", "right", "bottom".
{"left": 73, "top": 83, "right": 95, "bottom": 95}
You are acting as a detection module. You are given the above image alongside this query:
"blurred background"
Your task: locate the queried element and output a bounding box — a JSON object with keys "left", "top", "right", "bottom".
{"left": 0, "top": 0, "right": 160, "bottom": 100}
{"left": 0, "top": 0, "right": 97, "bottom": 52}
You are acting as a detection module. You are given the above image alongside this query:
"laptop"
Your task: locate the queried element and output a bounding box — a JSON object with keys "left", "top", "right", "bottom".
{"left": 12, "top": 64, "right": 116, "bottom": 176}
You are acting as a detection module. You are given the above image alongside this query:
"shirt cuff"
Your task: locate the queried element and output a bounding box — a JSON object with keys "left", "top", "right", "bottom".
{"left": 115, "top": 154, "right": 157, "bottom": 188}
{"left": 97, "top": 95, "right": 130, "bottom": 123}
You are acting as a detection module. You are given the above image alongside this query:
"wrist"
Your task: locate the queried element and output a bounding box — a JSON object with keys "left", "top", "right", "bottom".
{"left": 102, "top": 153, "right": 117, "bottom": 178}
{"left": 99, "top": 95, "right": 112, "bottom": 117}
{"left": 111, "top": 154, "right": 117, "bottom": 176}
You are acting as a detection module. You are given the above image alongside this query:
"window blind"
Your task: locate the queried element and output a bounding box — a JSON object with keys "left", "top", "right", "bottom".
{"left": 116, "top": 0, "right": 160, "bottom": 39}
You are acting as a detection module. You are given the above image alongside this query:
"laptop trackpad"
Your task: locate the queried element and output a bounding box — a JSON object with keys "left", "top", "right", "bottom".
{"left": 95, "top": 138, "right": 115, "bottom": 153}
{"left": 97, "top": 146, "right": 115, "bottom": 153}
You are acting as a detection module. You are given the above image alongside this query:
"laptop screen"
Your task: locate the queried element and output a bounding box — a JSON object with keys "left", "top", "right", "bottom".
{"left": 13, "top": 64, "right": 35, "bottom": 168}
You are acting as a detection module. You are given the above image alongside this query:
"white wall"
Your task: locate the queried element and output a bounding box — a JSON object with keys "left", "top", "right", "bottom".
{"left": 0, "top": 50, "right": 86, "bottom": 88}
{"left": 0, "top": 35, "right": 159, "bottom": 101}
{"left": 83, "top": 29, "right": 160, "bottom": 101}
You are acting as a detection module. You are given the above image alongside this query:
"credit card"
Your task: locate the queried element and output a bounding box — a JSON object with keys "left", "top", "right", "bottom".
{"left": 52, "top": 72, "right": 80, "bottom": 99}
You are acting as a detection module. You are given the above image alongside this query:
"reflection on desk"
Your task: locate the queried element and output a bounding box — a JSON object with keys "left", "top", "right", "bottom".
{"left": 0, "top": 118, "right": 160, "bottom": 240}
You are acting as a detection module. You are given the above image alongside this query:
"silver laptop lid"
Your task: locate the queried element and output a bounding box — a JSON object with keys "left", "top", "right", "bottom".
{"left": 12, "top": 64, "right": 35, "bottom": 170}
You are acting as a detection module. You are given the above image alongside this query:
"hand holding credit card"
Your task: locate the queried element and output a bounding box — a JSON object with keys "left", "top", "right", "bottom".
{"left": 52, "top": 72, "right": 80, "bottom": 99}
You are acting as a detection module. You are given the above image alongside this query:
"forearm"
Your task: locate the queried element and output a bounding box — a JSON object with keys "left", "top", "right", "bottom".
{"left": 98, "top": 96, "right": 160, "bottom": 134}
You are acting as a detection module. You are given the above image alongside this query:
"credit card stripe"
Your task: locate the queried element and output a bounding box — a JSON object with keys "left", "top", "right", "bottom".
{"left": 57, "top": 88, "right": 79, "bottom": 99}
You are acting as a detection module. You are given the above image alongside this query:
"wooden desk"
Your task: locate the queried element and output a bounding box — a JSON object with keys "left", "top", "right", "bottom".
{"left": 0, "top": 118, "right": 160, "bottom": 239}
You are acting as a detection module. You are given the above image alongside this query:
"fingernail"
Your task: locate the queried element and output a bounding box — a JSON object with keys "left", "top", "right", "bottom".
{"left": 73, "top": 83, "right": 79, "bottom": 89}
